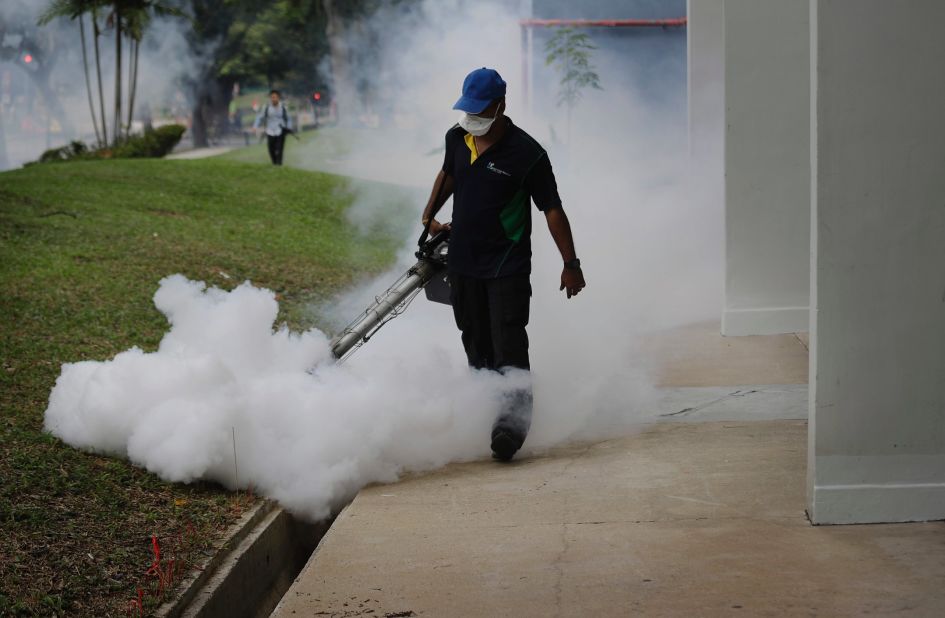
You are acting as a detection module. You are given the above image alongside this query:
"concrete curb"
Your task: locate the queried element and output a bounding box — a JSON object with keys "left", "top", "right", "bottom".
{"left": 155, "top": 500, "right": 274, "bottom": 618}
{"left": 156, "top": 500, "right": 330, "bottom": 618}
{"left": 268, "top": 500, "right": 356, "bottom": 617}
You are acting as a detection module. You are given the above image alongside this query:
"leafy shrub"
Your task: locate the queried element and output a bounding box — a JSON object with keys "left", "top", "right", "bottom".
{"left": 39, "top": 140, "right": 89, "bottom": 163}
{"left": 33, "top": 125, "right": 186, "bottom": 164}
{"left": 112, "top": 124, "right": 187, "bottom": 159}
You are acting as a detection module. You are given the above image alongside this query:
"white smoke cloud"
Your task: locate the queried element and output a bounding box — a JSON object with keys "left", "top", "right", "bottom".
{"left": 45, "top": 274, "right": 529, "bottom": 520}
{"left": 43, "top": 1, "right": 722, "bottom": 520}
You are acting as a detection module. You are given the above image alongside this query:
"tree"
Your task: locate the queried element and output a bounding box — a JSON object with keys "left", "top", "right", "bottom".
{"left": 39, "top": 1, "right": 108, "bottom": 145}
{"left": 319, "top": 0, "right": 419, "bottom": 125}
{"left": 0, "top": 84, "right": 8, "bottom": 169}
{"left": 104, "top": 0, "right": 185, "bottom": 141}
{"left": 91, "top": 5, "right": 108, "bottom": 145}
{"left": 217, "top": 1, "right": 321, "bottom": 88}
{"left": 544, "top": 26, "right": 602, "bottom": 146}
{"left": 121, "top": 1, "right": 186, "bottom": 140}
{"left": 322, "top": 0, "right": 357, "bottom": 124}
{"left": 184, "top": 0, "right": 329, "bottom": 147}
{"left": 39, "top": 0, "right": 185, "bottom": 146}
{"left": 110, "top": 2, "right": 122, "bottom": 141}
{"left": 38, "top": 0, "right": 103, "bottom": 145}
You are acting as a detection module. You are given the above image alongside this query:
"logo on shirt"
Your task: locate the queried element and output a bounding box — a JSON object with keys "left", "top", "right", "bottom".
{"left": 487, "top": 161, "right": 511, "bottom": 177}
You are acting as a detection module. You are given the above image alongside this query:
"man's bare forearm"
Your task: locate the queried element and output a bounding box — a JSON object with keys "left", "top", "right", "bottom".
{"left": 546, "top": 206, "right": 586, "bottom": 298}
{"left": 422, "top": 170, "right": 455, "bottom": 223}
{"left": 545, "top": 206, "right": 577, "bottom": 262}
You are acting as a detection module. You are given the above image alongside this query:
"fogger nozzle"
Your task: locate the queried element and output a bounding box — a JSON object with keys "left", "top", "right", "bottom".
{"left": 329, "top": 230, "right": 450, "bottom": 361}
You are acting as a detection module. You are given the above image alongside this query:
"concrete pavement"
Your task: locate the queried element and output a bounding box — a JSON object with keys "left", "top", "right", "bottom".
{"left": 274, "top": 421, "right": 944, "bottom": 617}
{"left": 641, "top": 320, "right": 809, "bottom": 387}
{"left": 272, "top": 323, "right": 945, "bottom": 617}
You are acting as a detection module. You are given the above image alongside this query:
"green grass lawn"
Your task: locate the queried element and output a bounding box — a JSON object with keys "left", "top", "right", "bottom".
{"left": 219, "top": 126, "right": 354, "bottom": 168}
{"left": 0, "top": 157, "right": 413, "bottom": 615}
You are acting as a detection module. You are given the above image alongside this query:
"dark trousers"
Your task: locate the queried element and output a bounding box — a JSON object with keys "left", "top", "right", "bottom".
{"left": 267, "top": 133, "right": 286, "bottom": 165}
{"left": 450, "top": 273, "right": 533, "bottom": 443}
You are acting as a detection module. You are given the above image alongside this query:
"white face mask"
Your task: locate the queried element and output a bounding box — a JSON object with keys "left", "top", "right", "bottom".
{"left": 458, "top": 105, "right": 501, "bottom": 136}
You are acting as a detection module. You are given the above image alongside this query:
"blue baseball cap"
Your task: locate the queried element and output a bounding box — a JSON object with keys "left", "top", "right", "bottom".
{"left": 452, "top": 68, "right": 506, "bottom": 114}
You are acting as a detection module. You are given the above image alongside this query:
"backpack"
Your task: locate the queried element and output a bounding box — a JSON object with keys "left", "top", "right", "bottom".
{"left": 263, "top": 104, "right": 288, "bottom": 125}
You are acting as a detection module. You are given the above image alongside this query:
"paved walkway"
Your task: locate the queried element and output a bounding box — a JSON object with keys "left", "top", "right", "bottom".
{"left": 641, "top": 320, "right": 809, "bottom": 387}
{"left": 272, "top": 323, "right": 945, "bottom": 617}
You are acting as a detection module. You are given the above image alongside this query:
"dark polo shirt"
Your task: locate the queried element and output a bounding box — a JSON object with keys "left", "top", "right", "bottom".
{"left": 441, "top": 118, "right": 562, "bottom": 279}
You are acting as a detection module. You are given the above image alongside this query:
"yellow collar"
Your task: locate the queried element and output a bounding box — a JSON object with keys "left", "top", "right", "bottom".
{"left": 463, "top": 133, "right": 479, "bottom": 164}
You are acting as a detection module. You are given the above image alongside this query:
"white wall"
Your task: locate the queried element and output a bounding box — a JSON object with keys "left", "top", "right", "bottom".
{"left": 808, "top": 0, "right": 945, "bottom": 524}
{"left": 687, "top": 0, "right": 724, "bottom": 223}
{"left": 722, "top": 0, "right": 810, "bottom": 335}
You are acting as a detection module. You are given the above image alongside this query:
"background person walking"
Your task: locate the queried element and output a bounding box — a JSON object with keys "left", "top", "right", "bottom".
{"left": 254, "top": 89, "right": 292, "bottom": 165}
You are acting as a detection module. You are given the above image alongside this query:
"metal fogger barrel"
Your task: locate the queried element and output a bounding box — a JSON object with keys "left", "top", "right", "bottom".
{"left": 329, "top": 229, "right": 450, "bottom": 361}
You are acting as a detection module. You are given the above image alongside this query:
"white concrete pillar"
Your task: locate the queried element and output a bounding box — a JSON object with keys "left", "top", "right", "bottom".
{"left": 808, "top": 0, "right": 945, "bottom": 524}
{"left": 687, "top": 0, "right": 725, "bottom": 288}
{"left": 722, "top": 0, "right": 810, "bottom": 335}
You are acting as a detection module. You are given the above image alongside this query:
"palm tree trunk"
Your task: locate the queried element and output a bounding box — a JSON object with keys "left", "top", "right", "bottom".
{"left": 127, "top": 38, "right": 139, "bottom": 135}
{"left": 113, "top": 7, "right": 122, "bottom": 143}
{"left": 93, "top": 12, "right": 108, "bottom": 146}
{"left": 566, "top": 103, "right": 572, "bottom": 149}
{"left": 0, "top": 102, "right": 9, "bottom": 170}
{"left": 79, "top": 15, "right": 102, "bottom": 147}
{"left": 565, "top": 56, "right": 571, "bottom": 147}
{"left": 323, "top": 0, "right": 357, "bottom": 126}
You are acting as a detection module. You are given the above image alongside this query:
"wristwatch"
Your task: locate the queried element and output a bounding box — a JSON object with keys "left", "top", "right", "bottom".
{"left": 564, "top": 258, "right": 581, "bottom": 270}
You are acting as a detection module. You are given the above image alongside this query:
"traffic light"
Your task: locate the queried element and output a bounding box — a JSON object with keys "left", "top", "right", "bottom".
{"left": 19, "top": 50, "right": 38, "bottom": 71}
{"left": 313, "top": 91, "right": 322, "bottom": 102}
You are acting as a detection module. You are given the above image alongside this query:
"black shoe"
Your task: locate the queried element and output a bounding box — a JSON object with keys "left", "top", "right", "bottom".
{"left": 491, "top": 430, "right": 520, "bottom": 462}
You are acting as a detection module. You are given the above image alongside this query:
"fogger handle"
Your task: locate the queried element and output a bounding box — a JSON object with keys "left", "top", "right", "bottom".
{"left": 419, "top": 174, "right": 450, "bottom": 247}
{"left": 417, "top": 222, "right": 432, "bottom": 248}
{"left": 418, "top": 211, "right": 450, "bottom": 249}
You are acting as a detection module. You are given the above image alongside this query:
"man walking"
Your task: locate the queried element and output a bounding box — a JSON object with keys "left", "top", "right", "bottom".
{"left": 421, "top": 67, "right": 586, "bottom": 461}
{"left": 254, "top": 89, "right": 292, "bottom": 165}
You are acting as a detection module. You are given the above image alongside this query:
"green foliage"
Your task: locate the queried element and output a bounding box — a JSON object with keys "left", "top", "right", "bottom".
{"left": 37, "top": 0, "right": 95, "bottom": 25}
{"left": 38, "top": 140, "right": 90, "bottom": 163}
{"left": 192, "top": 0, "right": 329, "bottom": 91}
{"left": 188, "top": 0, "right": 419, "bottom": 93}
{"left": 544, "top": 27, "right": 603, "bottom": 110}
{"left": 122, "top": 1, "right": 189, "bottom": 43}
{"left": 34, "top": 124, "right": 186, "bottom": 163}
{"left": 112, "top": 124, "right": 187, "bottom": 158}
{"left": 40, "top": 1, "right": 188, "bottom": 40}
